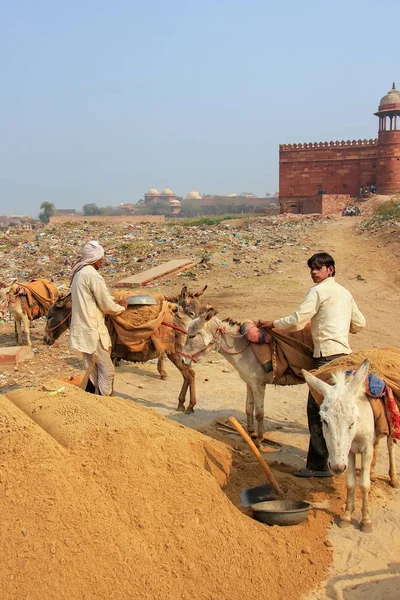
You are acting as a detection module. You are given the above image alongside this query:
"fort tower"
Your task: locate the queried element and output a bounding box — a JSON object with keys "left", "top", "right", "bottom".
{"left": 375, "top": 83, "right": 400, "bottom": 194}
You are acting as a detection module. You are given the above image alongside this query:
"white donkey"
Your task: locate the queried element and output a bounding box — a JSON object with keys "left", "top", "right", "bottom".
{"left": 181, "top": 307, "right": 288, "bottom": 443}
{"left": 302, "top": 359, "right": 398, "bottom": 533}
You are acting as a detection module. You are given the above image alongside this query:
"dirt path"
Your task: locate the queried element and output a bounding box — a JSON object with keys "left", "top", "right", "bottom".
{"left": 114, "top": 216, "right": 400, "bottom": 599}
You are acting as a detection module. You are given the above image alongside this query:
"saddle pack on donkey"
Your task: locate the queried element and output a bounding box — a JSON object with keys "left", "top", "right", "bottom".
{"left": 240, "top": 321, "right": 315, "bottom": 384}
{"left": 107, "top": 290, "right": 177, "bottom": 355}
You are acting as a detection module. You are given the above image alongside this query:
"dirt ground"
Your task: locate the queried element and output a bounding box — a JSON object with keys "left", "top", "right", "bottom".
{"left": 113, "top": 216, "right": 400, "bottom": 600}
{"left": 1, "top": 213, "right": 400, "bottom": 598}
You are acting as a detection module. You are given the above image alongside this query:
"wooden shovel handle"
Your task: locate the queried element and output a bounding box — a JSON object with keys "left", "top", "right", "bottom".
{"left": 80, "top": 353, "right": 98, "bottom": 390}
{"left": 228, "top": 416, "right": 283, "bottom": 497}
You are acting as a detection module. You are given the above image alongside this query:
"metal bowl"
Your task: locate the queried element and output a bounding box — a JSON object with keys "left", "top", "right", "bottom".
{"left": 251, "top": 500, "right": 311, "bottom": 526}
{"left": 126, "top": 295, "right": 158, "bottom": 306}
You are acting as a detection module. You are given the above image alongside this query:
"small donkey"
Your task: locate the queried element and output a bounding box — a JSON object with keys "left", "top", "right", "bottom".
{"left": 303, "top": 360, "right": 398, "bottom": 533}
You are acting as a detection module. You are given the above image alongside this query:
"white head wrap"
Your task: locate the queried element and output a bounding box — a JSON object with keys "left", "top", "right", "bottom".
{"left": 70, "top": 240, "right": 105, "bottom": 282}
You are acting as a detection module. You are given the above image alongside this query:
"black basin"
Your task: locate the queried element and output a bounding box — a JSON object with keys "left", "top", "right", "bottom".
{"left": 251, "top": 500, "right": 311, "bottom": 526}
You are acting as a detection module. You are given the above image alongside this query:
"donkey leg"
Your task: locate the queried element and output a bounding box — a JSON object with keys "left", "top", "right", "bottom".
{"left": 157, "top": 353, "right": 168, "bottom": 380}
{"left": 360, "top": 445, "right": 374, "bottom": 533}
{"left": 246, "top": 385, "right": 255, "bottom": 436}
{"left": 22, "top": 314, "right": 31, "bottom": 347}
{"left": 339, "top": 451, "right": 356, "bottom": 528}
{"left": 388, "top": 435, "right": 399, "bottom": 488}
{"left": 183, "top": 360, "right": 196, "bottom": 414}
{"left": 254, "top": 385, "right": 266, "bottom": 445}
{"left": 370, "top": 438, "right": 379, "bottom": 481}
{"left": 15, "top": 319, "right": 22, "bottom": 346}
{"left": 168, "top": 353, "right": 196, "bottom": 413}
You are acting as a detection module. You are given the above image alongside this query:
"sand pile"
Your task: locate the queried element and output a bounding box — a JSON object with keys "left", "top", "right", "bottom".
{"left": 0, "top": 383, "right": 332, "bottom": 600}
{"left": 314, "top": 347, "right": 400, "bottom": 399}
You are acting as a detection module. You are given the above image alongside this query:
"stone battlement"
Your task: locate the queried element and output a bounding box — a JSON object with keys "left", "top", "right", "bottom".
{"left": 280, "top": 139, "right": 377, "bottom": 151}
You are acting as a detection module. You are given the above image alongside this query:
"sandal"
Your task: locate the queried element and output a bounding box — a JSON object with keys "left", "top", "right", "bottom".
{"left": 293, "top": 468, "right": 332, "bottom": 478}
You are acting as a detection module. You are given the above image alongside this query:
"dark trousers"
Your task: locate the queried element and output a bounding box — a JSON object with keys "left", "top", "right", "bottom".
{"left": 306, "top": 354, "right": 346, "bottom": 471}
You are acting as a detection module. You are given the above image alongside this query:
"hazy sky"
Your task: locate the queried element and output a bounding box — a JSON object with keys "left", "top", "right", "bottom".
{"left": 1, "top": 0, "right": 399, "bottom": 216}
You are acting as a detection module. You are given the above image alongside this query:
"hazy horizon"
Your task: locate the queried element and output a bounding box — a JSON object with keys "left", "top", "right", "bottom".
{"left": 1, "top": 0, "right": 399, "bottom": 217}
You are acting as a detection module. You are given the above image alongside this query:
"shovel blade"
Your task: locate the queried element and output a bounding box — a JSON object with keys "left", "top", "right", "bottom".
{"left": 240, "top": 484, "right": 276, "bottom": 508}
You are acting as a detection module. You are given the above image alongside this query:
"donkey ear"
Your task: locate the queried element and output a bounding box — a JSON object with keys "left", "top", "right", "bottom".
{"left": 56, "top": 293, "right": 71, "bottom": 307}
{"left": 203, "top": 306, "right": 217, "bottom": 321}
{"left": 347, "top": 359, "right": 369, "bottom": 395}
{"left": 302, "top": 369, "right": 333, "bottom": 399}
{"left": 179, "top": 285, "right": 188, "bottom": 300}
{"left": 194, "top": 285, "right": 208, "bottom": 298}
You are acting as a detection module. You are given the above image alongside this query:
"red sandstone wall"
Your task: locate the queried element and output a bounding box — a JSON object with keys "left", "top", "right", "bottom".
{"left": 49, "top": 215, "right": 165, "bottom": 224}
{"left": 279, "top": 140, "right": 377, "bottom": 202}
{"left": 321, "top": 194, "right": 351, "bottom": 214}
{"left": 376, "top": 131, "right": 400, "bottom": 194}
{"left": 279, "top": 194, "right": 350, "bottom": 215}
{"left": 184, "top": 196, "right": 277, "bottom": 207}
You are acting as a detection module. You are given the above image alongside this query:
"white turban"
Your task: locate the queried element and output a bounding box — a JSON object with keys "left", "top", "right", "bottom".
{"left": 70, "top": 240, "right": 105, "bottom": 282}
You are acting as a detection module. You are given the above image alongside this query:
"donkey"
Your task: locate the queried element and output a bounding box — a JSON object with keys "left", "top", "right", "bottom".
{"left": 181, "top": 307, "right": 309, "bottom": 443}
{"left": 44, "top": 285, "right": 208, "bottom": 413}
{"left": 0, "top": 279, "right": 60, "bottom": 347}
{"left": 302, "top": 360, "right": 399, "bottom": 533}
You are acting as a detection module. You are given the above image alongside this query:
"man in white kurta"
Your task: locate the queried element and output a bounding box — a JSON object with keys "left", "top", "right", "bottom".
{"left": 260, "top": 252, "right": 366, "bottom": 477}
{"left": 69, "top": 241, "right": 126, "bottom": 396}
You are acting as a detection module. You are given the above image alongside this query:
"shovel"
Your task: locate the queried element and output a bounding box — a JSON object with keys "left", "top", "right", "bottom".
{"left": 228, "top": 417, "right": 284, "bottom": 506}
{"left": 240, "top": 484, "right": 276, "bottom": 507}
{"left": 79, "top": 354, "right": 97, "bottom": 390}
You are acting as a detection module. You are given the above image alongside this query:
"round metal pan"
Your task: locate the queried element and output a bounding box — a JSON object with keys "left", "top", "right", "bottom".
{"left": 251, "top": 500, "right": 311, "bottom": 526}
{"left": 126, "top": 295, "right": 158, "bottom": 306}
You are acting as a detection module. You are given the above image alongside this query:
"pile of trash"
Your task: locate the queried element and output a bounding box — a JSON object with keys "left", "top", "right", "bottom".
{"left": 0, "top": 215, "right": 327, "bottom": 288}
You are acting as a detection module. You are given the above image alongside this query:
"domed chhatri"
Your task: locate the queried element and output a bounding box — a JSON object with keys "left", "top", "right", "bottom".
{"left": 146, "top": 188, "right": 160, "bottom": 195}
{"left": 161, "top": 188, "right": 174, "bottom": 196}
{"left": 185, "top": 191, "right": 202, "bottom": 200}
{"left": 378, "top": 83, "right": 400, "bottom": 110}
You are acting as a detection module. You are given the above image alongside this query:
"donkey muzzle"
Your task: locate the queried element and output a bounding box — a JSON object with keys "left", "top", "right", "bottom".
{"left": 329, "top": 461, "right": 347, "bottom": 476}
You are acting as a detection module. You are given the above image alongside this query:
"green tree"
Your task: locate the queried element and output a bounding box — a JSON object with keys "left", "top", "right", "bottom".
{"left": 83, "top": 203, "right": 104, "bottom": 216}
{"left": 151, "top": 201, "right": 171, "bottom": 216}
{"left": 38, "top": 202, "right": 55, "bottom": 224}
{"left": 103, "top": 205, "right": 123, "bottom": 216}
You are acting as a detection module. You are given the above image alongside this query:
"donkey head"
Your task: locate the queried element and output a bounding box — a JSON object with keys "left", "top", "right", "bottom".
{"left": 43, "top": 293, "right": 72, "bottom": 346}
{"left": 177, "top": 284, "right": 209, "bottom": 319}
{"left": 181, "top": 307, "right": 218, "bottom": 366}
{"left": 0, "top": 281, "right": 14, "bottom": 315}
{"left": 302, "top": 360, "right": 369, "bottom": 475}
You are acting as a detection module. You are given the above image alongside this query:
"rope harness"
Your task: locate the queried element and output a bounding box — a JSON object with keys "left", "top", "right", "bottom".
{"left": 44, "top": 311, "right": 72, "bottom": 341}
{"left": 180, "top": 325, "right": 250, "bottom": 363}
{"left": 161, "top": 321, "right": 188, "bottom": 335}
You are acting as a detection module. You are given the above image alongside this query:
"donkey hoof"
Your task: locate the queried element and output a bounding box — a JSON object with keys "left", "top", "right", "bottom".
{"left": 176, "top": 405, "right": 185, "bottom": 412}
{"left": 337, "top": 518, "right": 351, "bottom": 529}
{"left": 185, "top": 406, "right": 194, "bottom": 415}
{"left": 390, "top": 479, "right": 400, "bottom": 488}
{"left": 360, "top": 521, "right": 372, "bottom": 533}
{"left": 160, "top": 375, "right": 167, "bottom": 381}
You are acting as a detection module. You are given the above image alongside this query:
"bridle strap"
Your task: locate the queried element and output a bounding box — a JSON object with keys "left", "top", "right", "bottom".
{"left": 45, "top": 310, "right": 72, "bottom": 340}
{"left": 181, "top": 326, "right": 250, "bottom": 363}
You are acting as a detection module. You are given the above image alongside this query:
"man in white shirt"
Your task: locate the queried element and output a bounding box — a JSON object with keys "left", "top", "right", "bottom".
{"left": 70, "top": 240, "right": 127, "bottom": 396}
{"left": 259, "top": 252, "right": 366, "bottom": 477}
